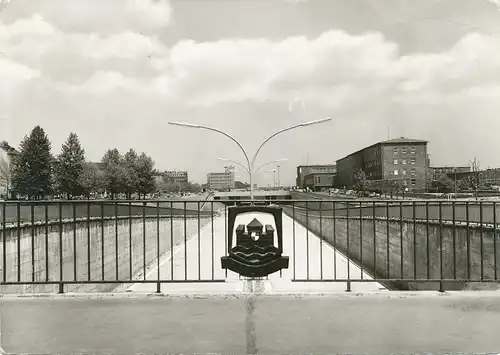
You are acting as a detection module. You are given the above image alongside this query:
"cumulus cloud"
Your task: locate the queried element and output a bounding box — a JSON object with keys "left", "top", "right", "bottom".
{"left": 2, "top": 10, "right": 500, "bottom": 111}
{"left": 0, "top": 14, "right": 168, "bottom": 83}
{"left": 69, "top": 29, "right": 500, "bottom": 110}
{"left": 3, "top": 0, "right": 172, "bottom": 34}
{"left": 1, "top": 7, "right": 500, "bottom": 173}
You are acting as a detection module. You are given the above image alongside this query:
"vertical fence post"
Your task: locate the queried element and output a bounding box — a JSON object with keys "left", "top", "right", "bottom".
{"left": 156, "top": 201, "right": 161, "bottom": 294}
{"left": 346, "top": 201, "right": 351, "bottom": 292}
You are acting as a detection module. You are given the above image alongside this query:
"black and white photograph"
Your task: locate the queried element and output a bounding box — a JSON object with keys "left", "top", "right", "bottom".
{"left": 1, "top": 0, "right": 500, "bottom": 353}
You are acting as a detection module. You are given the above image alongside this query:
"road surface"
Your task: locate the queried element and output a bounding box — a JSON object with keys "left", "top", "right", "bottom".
{"left": 3, "top": 292, "right": 500, "bottom": 354}
{"left": 126, "top": 209, "right": 385, "bottom": 294}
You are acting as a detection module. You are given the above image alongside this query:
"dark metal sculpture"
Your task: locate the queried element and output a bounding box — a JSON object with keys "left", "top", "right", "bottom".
{"left": 221, "top": 205, "right": 289, "bottom": 277}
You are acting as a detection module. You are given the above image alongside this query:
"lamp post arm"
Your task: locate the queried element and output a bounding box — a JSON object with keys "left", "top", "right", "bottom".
{"left": 220, "top": 159, "right": 250, "bottom": 175}
{"left": 196, "top": 125, "right": 251, "bottom": 172}
{"left": 251, "top": 125, "right": 302, "bottom": 169}
{"left": 255, "top": 160, "right": 279, "bottom": 174}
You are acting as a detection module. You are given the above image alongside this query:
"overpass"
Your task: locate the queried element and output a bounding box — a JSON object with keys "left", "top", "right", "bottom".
{"left": 1, "top": 197, "right": 499, "bottom": 293}
{"left": 1, "top": 198, "right": 500, "bottom": 353}
{"left": 213, "top": 189, "right": 291, "bottom": 202}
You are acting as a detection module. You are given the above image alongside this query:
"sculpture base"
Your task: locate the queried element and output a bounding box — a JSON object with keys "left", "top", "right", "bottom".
{"left": 221, "top": 256, "right": 289, "bottom": 278}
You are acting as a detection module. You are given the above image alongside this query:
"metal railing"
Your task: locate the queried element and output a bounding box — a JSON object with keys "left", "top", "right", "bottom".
{"left": 0, "top": 199, "right": 499, "bottom": 293}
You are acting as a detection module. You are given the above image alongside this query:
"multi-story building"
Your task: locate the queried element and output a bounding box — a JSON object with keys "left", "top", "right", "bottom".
{"left": 153, "top": 172, "right": 164, "bottom": 185}
{"left": 296, "top": 165, "right": 336, "bottom": 189}
{"left": 0, "top": 141, "right": 20, "bottom": 198}
{"left": 336, "top": 137, "right": 429, "bottom": 192}
{"left": 431, "top": 166, "right": 500, "bottom": 188}
{"left": 303, "top": 172, "right": 336, "bottom": 192}
{"left": 431, "top": 166, "right": 471, "bottom": 183}
{"left": 164, "top": 170, "right": 188, "bottom": 184}
{"left": 207, "top": 171, "right": 235, "bottom": 191}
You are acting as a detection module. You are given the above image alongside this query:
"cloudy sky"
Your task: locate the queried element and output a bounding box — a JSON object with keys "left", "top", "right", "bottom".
{"left": 1, "top": 0, "right": 500, "bottom": 185}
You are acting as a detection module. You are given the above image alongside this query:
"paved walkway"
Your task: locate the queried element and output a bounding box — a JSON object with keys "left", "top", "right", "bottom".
{"left": 126, "top": 210, "right": 385, "bottom": 294}
{"left": 2, "top": 292, "right": 500, "bottom": 354}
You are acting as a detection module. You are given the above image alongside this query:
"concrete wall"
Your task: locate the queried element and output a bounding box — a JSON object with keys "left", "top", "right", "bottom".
{"left": 289, "top": 191, "right": 500, "bottom": 224}
{"left": 0, "top": 216, "right": 212, "bottom": 293}
{"left": 283, "top": 206, "right": 500, "bottom": 290}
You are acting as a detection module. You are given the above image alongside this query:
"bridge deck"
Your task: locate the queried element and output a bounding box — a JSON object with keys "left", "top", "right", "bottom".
{"left": 2, "top": 292, "right": 500, "bottom": 354}
{"left": 125, "top": 211, "right": 385, "bottom": 294}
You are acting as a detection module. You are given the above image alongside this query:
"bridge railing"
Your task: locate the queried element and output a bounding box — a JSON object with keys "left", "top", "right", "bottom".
{"left": 0, "top": 199, "right": 499, "bottom": 293}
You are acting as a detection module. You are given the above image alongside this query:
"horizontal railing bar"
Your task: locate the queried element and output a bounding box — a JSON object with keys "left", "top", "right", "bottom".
{"left": 1, "top": 279, "right": 227, "bottom": 285}
{"left": 1, "top": 198, "right": 498, "bottom": 204}
{"left": 292, "top": 279, "right": 500, "bottom": 283}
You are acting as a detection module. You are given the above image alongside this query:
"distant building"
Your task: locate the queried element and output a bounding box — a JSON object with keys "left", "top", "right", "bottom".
{"left": 207, "top": 171, "right": 235, "bottom": 191}
{"left": 296, "top": 165, "right": 336, "bottom": 189}
{"left": 153, "top": 172, "right": 164, "bottom": 185}
{"left": 303, "top": 172, "right": 336, "bottom": 192}
{"left": 164, "top": 170, "right": 188, "bottom": 184}
{"left": 336, "top": 137, "right": 429, "bottom": 192}
{"left": 430, "top": 166, "right": 500, "bottom": 188}
{"left": 481, "top": 168, "right": 500, "bottom": 187}
{"left": 431, "top": 166, "right": 471, "bottom": 182}
{"left": 0, "top": 141, "right": 20, "bottom": 198}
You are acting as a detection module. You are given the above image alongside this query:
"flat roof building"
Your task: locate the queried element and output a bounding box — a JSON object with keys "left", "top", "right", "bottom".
{"left": 296, "top": 164, "right": 336, "bottom": 189}
{"left": 207, "top": 171, "right": 235, "bottom": 191}
{"left": 336, "top": 137, "right": 429, "bottom": 192}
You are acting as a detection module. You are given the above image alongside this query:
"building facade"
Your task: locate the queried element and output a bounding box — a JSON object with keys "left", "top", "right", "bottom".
{"left": 207, "top": 171, "right": 235, "bottom": 191}
{"left": 0, "top": 141, "right": 20, "bottom": 198}
{"left": 303, "top": 172, "right": 336, "bottom": 192}
{"left": 296, "top": 165, "right": 336, "bottom": 189}
{"left": 430, "top": 166, "right": 471, "bottom": 186}
{"left": 164, "top": 170, "right": 188, "bottom": 184}
{"left": 336, "top": 137, "right": 429, "bottom": 192}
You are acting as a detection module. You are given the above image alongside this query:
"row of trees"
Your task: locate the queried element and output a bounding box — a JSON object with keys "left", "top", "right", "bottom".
{"left": 1, "top": 126, "right": 158, "bottom": 200}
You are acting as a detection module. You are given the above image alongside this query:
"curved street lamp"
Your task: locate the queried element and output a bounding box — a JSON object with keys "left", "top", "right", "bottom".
{"left": 168, "top": 117, "right": 331, "bottom": 201}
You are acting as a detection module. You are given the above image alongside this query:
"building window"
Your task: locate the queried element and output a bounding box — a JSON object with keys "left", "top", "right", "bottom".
{"left": 411, "top": 179, "right": 416, "bottom": 185}
{"left": 394, "top": 148, "right": 399, "bottom": 155}
{"left": 410, "top": 159, "right": 416, "bottom": 164}
{"left": 394, "top": 169, "right": 399, "bottom": 176}
{"left": 401, "top": 147, "right": 407, "bottom": 154}
{"left": 411, "top": 168, "right": 416, "bottom": 176}
{"left": 410, "top": 147, "right": 416, "bottom": 154}
{"left": 394, "top": 159, "right": 398, "bottom": 165}
{"left": 402, "top": 159, "right": 407, "bottom": 165}
{"left": 402, "top": 169, "right": 407, "bottom": 176}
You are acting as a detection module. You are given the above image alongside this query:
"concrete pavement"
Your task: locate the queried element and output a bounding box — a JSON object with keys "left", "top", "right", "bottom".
{"left": 126, "top": 209, "right": 385, "bottom": 294}
{"left": 2, "top": 292, "right": 500, "bottom": 354}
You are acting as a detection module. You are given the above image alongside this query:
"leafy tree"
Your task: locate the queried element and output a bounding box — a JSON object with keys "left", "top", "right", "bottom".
{"left": 468, "top": 157, "right": 484, "bottom": 200}
{"left": 53, "top": 133, "right": 86, "bottom": 199}
{"left": 79, "top": 162, "right": 104, "bottom": 198}
{"left": 101, "top": 149, "right": 126, "bottom": 199}
{"left": 158, "top": 181, "right": 201, "bottom": 194}
{"left": 11, "top": 126, "right": 53, "bottom": 199}
{"left": 433, "top": 175, "right": 454, "bottom": 193}
{"left": 122, "top": 149, "right": 139, "bottom": 199}
{"left": 353, "top": 169, "right": 370, "bottom": 196}
{"left": 135, "top": 153, "right": 156, "bottom": 198}
{"left": 456, "top": 178, "right": 470, "bottom": 193}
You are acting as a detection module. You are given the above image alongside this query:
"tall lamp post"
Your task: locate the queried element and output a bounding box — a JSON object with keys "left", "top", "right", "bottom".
{"left": 169, "top": 117, "right": 331, "bottom": 201}
{"left": 277, "top": 164, "right": 280, "bottom": 187}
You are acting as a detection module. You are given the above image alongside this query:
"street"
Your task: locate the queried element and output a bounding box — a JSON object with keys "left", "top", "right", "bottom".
{"left": 2, "top": 292, "right": 500, "bottom": 354}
